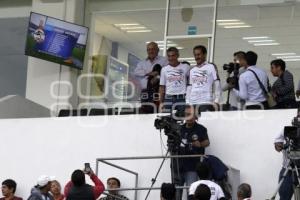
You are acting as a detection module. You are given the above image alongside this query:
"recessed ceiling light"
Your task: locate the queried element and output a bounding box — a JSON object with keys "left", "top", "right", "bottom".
{"left": 120, "top": 26, "right": 146, "bottom": 30}
{"left": 158, "top": 44, "right": 177, "bottom": 47}
{"left": 126, "top": 30, "right": 152, "bottom": 33}
{"left": 271, "top": 53, "right": 296, "bottom": 56}
{"left": 146, "top": 41, "right": 174, "bottom": 44}
{"left": 253, "top": 43, "right": 280, "bottom": 46}
{"left": 224, "top": 25, "right": 252, "bottom": 29}
{"left": 243, "top": 36, "right": 269, "bottom": 40}
{"left": 248, "top": 40, "right": 275, "bottom": 43}
{"left": 114, "top": 23, "right": 140, "bottom": 26}
{"left": 277, "top": 55, "right": 300, "bottom": 59}
{"left": 283, "top": 58, "right": 300, "bottom": 62}
{"left": 217, "top": 19, "right": 240, "bottom": 22}
{"left": 180, "top": 57, "right": 195, "bottom": 61}
{"left": 218, "top": 22, "right": 245, "bottom": 26}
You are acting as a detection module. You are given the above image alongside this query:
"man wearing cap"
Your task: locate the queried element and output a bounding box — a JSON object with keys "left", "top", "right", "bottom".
{"left": 27, "top": 175, "right": 54, "bottom": 200}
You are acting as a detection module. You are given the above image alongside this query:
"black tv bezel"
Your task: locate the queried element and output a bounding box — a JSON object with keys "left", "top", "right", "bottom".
{"left": 25, "top": 11, "right": 89, "bottom": 70}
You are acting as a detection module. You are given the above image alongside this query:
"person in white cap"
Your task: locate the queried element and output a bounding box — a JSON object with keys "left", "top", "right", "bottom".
{"left": 27, "top": 175, "right": 54, "bottom": 200}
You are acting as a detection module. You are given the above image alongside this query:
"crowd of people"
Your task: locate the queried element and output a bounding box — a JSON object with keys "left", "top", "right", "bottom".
{"left": 136, "top": 42, "right": 300, "bottom": 113}
{"left": 0, "top": 168, "right": 132, "bottom": 200}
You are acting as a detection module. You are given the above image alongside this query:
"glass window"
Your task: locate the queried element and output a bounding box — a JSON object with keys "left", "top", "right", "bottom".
{"left": 85, "top": 0, "right": 167, "bottom": 104}
{"left": 168, "top": 0, "right": 215, "bottom": 36}
{"left": 215, "top": 1, "right": 300, "bottom": 103}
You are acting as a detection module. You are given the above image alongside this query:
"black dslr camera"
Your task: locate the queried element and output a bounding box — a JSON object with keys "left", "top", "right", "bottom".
{"left": 223, "top": 62, "right": 241, "bottom": 90}
{"left": 154, "top": 111, "right": 184, "bottom": 152}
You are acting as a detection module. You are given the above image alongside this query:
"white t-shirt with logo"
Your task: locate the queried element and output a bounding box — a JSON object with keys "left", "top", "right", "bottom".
{"left": 160, "top": 63, "right": 190, "bottom": 95}
{"left": 189, "top": 180, "right": 225, "bottom": 200}
{"left": 188, "top": 63, "right": 218, "bottom": 104}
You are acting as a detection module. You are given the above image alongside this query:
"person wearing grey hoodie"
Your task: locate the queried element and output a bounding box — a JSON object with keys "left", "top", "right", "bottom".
{"left": 27, "top": 175, "right": 54, "bottom": 200}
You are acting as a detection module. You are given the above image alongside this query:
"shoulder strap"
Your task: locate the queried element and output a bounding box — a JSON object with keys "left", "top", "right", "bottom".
{"left": 248, "top": 69, "right": 268, "bottom": 95}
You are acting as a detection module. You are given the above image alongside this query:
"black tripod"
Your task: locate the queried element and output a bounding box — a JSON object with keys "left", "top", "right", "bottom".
{"left": 268, "top": 158, "right": 300, "bottom": 199}
{"left": 144, "top": 140, "right": 182, "bottom": 200}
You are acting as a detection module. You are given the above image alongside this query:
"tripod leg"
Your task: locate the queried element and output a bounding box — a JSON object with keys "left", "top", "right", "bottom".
{"left": 293, "top": 166, "right": 300, "bottom": 200}
{"left": 144, "top": 150, "right": 169, "bottom": 200}
{"left": 269, "top": 167, "right": 290, "bottom": 200}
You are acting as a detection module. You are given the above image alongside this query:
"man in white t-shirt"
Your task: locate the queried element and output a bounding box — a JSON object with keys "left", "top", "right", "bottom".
{"left": 159, "top": 47, "right": 190, "bottom": 112}
{"left": 188, "top": 45, "right": 221, "bottom": 112}
{"left": 189, "top": 163, "right": 225, "bottom": 200}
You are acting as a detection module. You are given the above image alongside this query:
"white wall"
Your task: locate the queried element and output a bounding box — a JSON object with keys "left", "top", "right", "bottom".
{"left": 0, "top": 109, "right": 297, "bottom": 200}
{"left": 0, "top": 0, "right": 31, "bottom": 18}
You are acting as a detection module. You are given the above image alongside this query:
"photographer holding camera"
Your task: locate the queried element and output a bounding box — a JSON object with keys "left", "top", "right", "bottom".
{"left": 222, "top": 51, "right": 247, "bottom": 110}
{"left": 178, "top": 105, "right": 210, "bottom": 197}
{"left": 233, "top": 51, "right": 269, "bottom": 110}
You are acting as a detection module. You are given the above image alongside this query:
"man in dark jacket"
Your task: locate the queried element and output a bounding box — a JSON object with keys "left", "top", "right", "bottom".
{"left": 270, "top": 59, "right": 297, "bottom": 109}
{"left": 27, "top": 175, "right": 54, "bottom": 200}
{"left": 64, "top": 169, "right": 104, "bottom": 200}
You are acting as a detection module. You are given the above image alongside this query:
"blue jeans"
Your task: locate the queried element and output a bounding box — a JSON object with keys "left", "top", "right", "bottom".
{"left": 177, "top": 171, "right": 198, "bottom": 199}
{"left": 163, "top": 95, "right": 186, "bottom": 113}
{"left": 279, "top": 167, "right": 293, "bottom": 200}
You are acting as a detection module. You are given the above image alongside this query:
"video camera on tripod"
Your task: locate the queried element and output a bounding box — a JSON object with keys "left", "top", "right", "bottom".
{"left": 284, "top": 108, "right": 300, "bottom": 162}
{"left": 269, "top": 109, "right": 300, "bottom": 200}
{"left": 223, "top": 62, "right": 241, "bottom": 90}
{"left": 154, "top": 111, "right": 184, "bottom": 152}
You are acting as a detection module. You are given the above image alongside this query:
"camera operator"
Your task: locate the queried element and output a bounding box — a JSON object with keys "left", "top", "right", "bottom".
{"left": 274, "top": 129, "right": 293, "bottom": 200}
{"left": 178, "top": 105, "right": 210, "bottom": 196}
{"left": 222, "top": 51, "right": 247, "bottom": 110}
{"left": 233, "top": 51, "right": 269, "bottom": 110}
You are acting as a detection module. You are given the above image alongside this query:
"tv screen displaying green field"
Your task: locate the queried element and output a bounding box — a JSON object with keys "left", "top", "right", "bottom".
{"left": 25, "top": 12, "right": 88, "bottom": 70}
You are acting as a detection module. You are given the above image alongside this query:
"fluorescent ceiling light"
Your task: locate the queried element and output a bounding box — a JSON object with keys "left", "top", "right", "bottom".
{"left": 180, "top": 57, "right": 195, "bottom": 61}
{"left": 271, "top": 53, "right": 296, "bottom": 56}
{"left": 218, "top": 22, "right": 245, "bottom": 26}
{"left": 224, "top": 25, "right": 252, "bottom": 29}
{"left": 126, "top": 29, "right": 151, "bottom": 32}
{"left": 283, "top": 58, "right": 300, "bottom": 62}
{"left": 253, "top": 43, "right": 280, "bottom": 46}
{"left": 158, "top": 44, "right": 177, "bottom": 47}
{"left": 114, "top": 23, "right": 140, "bottom": 26}
{"left": 248, "top": 40, "right": 275, "bottom": 43}
{"left": 120, "top": 26, "right": 146, "bottom": 30}
{"left": 217, "top": 19, "right": 240, "bottom": 22}
{"left": 146, "top": 41, "right": 173, "bottom": 44}
{"left": 243, "top": 36, "right": 269, "bottom": 40}
{"left": 277, "top": 55, "right": 300, "bottom": 59}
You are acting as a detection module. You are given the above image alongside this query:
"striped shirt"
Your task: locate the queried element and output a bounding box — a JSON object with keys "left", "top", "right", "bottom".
{"left": 271, "top": 70, "right": 295, "bottom": 103}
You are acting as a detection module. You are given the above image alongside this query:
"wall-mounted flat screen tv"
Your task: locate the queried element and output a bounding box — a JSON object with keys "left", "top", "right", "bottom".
{"left": 25, "top": 12, "right": 88, "bottom": 70}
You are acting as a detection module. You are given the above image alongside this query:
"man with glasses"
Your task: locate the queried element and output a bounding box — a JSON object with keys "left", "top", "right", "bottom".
{"left": 178, "top": 105, "right": 210, "bottom": 198}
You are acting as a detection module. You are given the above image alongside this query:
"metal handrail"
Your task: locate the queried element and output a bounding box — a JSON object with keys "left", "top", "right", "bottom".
{"left": 96, "top": 154, "right": 204, "bottom": 200}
